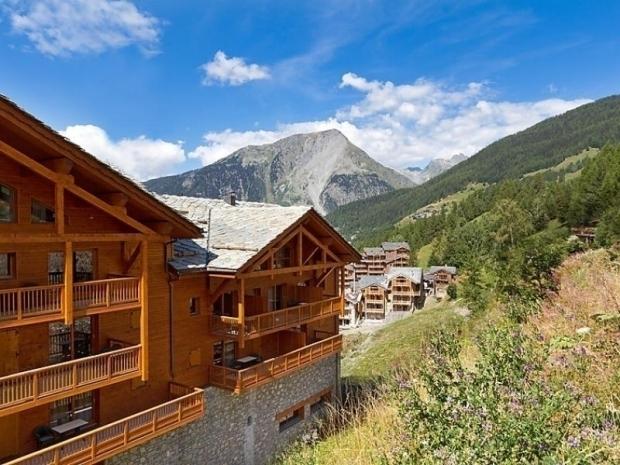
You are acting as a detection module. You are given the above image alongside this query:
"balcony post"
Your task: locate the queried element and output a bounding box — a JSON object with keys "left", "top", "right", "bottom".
{"left": 140, "top": 240, "right": 149, "bottom": 381}
{"left": 64, "top": 241, "right": 73, "bottom": 325}
{"left": 239, "top": 278, "right": 245, "bottom": 349}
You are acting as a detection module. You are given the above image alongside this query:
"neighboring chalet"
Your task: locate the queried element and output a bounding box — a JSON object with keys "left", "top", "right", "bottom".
{"left": 0, "top": 96, "right": 359, "bottom": 465}
{"left": 424, "top": 266, "right": 457, "bottom": 298}
{"left": 386, "top": 267, "right": 424, "bottom": 311}
{"left": 356, "top": 276, "right": 389, "bottom": 320}
{"left": 345, "top": 242, "right": 410, "bottom": 287}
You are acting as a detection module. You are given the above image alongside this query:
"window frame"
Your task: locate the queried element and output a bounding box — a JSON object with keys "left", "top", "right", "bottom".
{"left": 0, "top": 183, "right": 16, "bottom": 223}
{"left": 0, "top": 252, "right": 16, "bottom": 280}
{"left": 31, "top": 198, "right": 56, "bottom": 224}
{"left": 189, "top": 296, "right": 201, "bottom": 316}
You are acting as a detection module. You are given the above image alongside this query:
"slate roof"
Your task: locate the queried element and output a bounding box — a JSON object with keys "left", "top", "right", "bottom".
{"left": 362, "top": 247, "right": 384, "bottom": 256}
{"left": 356, "top": 275, "right": 389, "bottom": 290}
{"left": 386, "top": 266, "right": 423, "bottom": 284}
{"left": 426, "top": 266, "right": 457, "bottom": 275}
{"left": 381, "top": 241, "right": 411, "bottom": 251}
{"left": 160, "top": 195, "right": 311, "bottom": 273}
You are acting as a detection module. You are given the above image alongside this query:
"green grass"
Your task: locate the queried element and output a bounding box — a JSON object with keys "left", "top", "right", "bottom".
{"left": 416, "top": 242, "right": 434, "bottom": 268}
{"left": 524, "top": 147, "right": 600, "bottom": 178}
{"left": 398, "top": 183, "right": 486, "bottom": 225}
{"left": 343, "top": 301, "right": 465, "bottom": 381}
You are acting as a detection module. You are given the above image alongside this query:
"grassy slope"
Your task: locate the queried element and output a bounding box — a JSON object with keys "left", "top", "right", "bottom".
{"left": 524, "top": 147, "right": 600, "bottom": 178}
{"left": 276, "top": 251, "right": 620, "bottom": 465}
{"left": 416, "top": 243, "right": 434, "bottom": 267}
{"left": 328, "top": 95, "right": 620, "bottom": 240}
{"left": 342, "top": 301, "right": 465, "bottom": 381}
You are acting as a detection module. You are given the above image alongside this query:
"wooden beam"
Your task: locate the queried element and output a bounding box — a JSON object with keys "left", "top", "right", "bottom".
{"left": 301, "top": 226, "right": 340, "bottom": 263}
{"left": 64, "top": 241, "right": 73, "bottom": 325}
{"left": 100, "top": 192, "right": 129, "bottom": 207}
{"left": 316, "top": 266, "right": 337, "bottom": 287}
{"left": 297, "top": 230, "right": 303, "bottom": 276}
{"left": 238, "top": 278, "right": 245, "bottom": 349}
{"left": 238, "top": 261, "right": 342, "bottom": 279}
{"left": 43, "top": 157, "right": 74, "bottom": 175}
{"left": 208, "top": 279, "right": 237, "bottom": 307}
{"left": 145, "top": 221, "right": 173, "bottom": 236}
{"left": 55, "top": 184, "right": 64, "bottom": 235}
{"left": 140, "top": 240, "right": 149, "bottom": 381}
{"left": 0, "top": 140, "right": 155, "bottom": 235}
{"left": 0, "top": 233, "right": 148, "bottom": 243}
{"left": 123, "top": 243, "right": 141, "bottom": 274}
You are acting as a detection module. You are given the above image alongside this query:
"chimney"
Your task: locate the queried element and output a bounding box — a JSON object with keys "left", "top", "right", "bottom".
{"left": 227, "top": 191, "right": 236, "bottom": 206}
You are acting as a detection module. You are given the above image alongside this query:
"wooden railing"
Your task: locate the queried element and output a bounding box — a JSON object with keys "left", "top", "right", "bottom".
{"left": 0, "top": 284, "right": 64, "bottom": 323}
{"left": 0, "top": 278, "right": 140, "bottom": 329}
{"left": 5, "top": 388, "right": 204, "bottom": 465}
{"left": 0, "top": 346, "right": 141, "bottom": 417}
{"left": 210, "top": 297, "right": 342, "bottom": 340}
{"left": 73, "top": 277, "right": 140, "bottom": 311}
{"left": 209, "top": 334, "right": 342, "bottom": 393}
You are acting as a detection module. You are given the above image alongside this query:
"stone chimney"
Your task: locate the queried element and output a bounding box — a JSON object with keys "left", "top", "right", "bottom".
{"left": 227, "top": 191, "right": 237, "bottom": 206}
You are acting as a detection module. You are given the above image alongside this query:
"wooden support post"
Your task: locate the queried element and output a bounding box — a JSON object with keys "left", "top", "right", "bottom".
{"left": 64, "top": 241, "right": 73, "bottom": 325}
{"left": 297, "top": 231, "right": 303, "bottom": 276}
{"left": 339, "top": 266, "right": 345, "bottom": 315}
{"left": 239, "top": 278, "right": 245, "bottom": 349}
{"left": 55, "top": 184, "right": 64, "bottom": 235}
{"left": 140, "top": 240, "right": 149, "bottom": 381}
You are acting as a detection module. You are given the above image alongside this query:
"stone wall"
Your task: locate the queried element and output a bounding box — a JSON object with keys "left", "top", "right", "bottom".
{"left": 108, "top": 354, "right": 340, "bottom": 465}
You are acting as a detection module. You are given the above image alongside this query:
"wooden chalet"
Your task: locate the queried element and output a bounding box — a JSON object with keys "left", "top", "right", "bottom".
{"left": 386, "top": 267, "right": 424, "bottom": 311}
{"left": 0, "top": 96, "right": 205, "bottom": 464}
{"left": 356, "top": 276, "right": 389, "bottom": 320}
{"left": 161, "top": 195, "right": 359, "bottom": 395}
{"left": 424, "top": 266, "right": 457, "bottom": 297}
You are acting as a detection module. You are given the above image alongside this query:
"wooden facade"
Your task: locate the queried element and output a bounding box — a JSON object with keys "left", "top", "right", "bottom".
{"left": 0, "top": 97, "right": 202, "bottom": 463}
{"left": 0, "top": 97, "right": 359, "bottom": 463}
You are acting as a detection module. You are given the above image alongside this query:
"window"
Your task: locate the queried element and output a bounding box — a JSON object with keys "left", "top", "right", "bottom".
{"left": 0, "top": 184, "right": 15, "bottom": 223}
{"left": 268, "top": 284, "right": 285, "bottom": 311}
{"left": 31, "top": 199, "right": 55, "bottom": 224}
{"left": 50, "top": 393, "right": 93, "bottom": 427}
{"left": 278, "top": 406, "right": 304, "bottom": 432}
{"left": 213, "top": 292, "right": 233, "bottom": 316}
{"left": 0, "top": 253, "right": 15, "bottom": 279}
{"left": 189, "top": 297, "right": 201, "bottom": 316}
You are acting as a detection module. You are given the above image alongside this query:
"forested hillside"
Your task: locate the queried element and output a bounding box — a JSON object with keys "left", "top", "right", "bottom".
{"left": 328, "top": 95, "right": 620, "bottom": 240}
{"left": 277, "top": 144, "right": 620, "bottom": 465}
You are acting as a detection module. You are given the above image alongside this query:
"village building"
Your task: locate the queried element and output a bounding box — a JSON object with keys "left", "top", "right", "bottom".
{"left": 424, "top": 266, "right": 457, "bottom": 298}
{"left": 0, "top": 96, "right": 359, "bottom": 465}
{"left": 356, "top": 275, "right": 389, "bottom": 320}
{"left": 344, "top": 241, "right": 411, "bottom": 285}
{"left": 386, "top": 267, "right": 424, "bottom": 312}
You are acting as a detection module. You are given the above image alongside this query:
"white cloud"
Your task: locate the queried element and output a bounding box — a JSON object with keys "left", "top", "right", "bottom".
{"left": 200, "top": 51, "right": 271, "bottom": 86}
{"left": 61, "top": 125, "right": 186, "bottom": 180}
{"left": 5, "top": 0, "right": 161, "bottom": 57}
{"left": 190, "top": 73, "right": 591, "bottom": 169}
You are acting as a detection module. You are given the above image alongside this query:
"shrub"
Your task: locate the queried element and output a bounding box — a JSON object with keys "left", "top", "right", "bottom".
{"left": 395, "top": 324, "right": 617, "bottom": 464}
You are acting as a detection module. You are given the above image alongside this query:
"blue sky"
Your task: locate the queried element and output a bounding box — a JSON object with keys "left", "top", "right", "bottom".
{"left": 0, "top": 0, "right": 618, "bottom": 180}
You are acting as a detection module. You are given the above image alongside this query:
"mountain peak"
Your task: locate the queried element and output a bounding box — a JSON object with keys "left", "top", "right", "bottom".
{"left": 145, "top": 129, "right": 413, "bottom": 214}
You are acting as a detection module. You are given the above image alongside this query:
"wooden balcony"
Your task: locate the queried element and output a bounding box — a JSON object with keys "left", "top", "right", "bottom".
{"left": 0, "top": 346, "right": 141, "bottom": 417}
{"left": 209, "top": 334, "right": 342, "bottom": 393}
{"left": 210, "top": 297, "right": 343, "bottom": 340}
{"left": 4, "top": 386, "right": 204, "bottom": 465}
{"left": 0, "top": 277, "right": 140, "bottom": 330}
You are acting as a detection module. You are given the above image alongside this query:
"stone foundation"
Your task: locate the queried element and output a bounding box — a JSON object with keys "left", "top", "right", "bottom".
{"left": 107, "top": 354, "right": 340, "bottom": 465}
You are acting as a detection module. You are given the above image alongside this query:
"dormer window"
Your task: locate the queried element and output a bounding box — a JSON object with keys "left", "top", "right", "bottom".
{"left": 31, "top": 199, "right": 55, "bottom": 224}
{"left": 0, "top": 184, "right": 16, "bottom": 223}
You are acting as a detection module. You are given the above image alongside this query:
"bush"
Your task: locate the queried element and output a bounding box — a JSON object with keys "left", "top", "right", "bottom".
{"left": 395, "top": 324, "right": 617, "bottom": 464}
{"left": 446, "top": 283, "right": 457, "bottom": 300}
